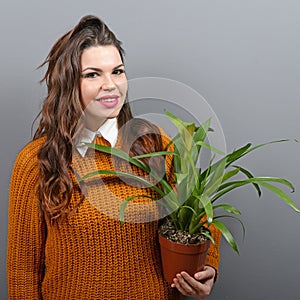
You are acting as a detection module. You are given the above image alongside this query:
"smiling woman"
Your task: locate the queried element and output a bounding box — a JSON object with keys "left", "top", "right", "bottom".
{"left": 80, "top": 45, "right": 128, "bottom": 130}
{"left": 6, "top": 15, "right": 221, "bottom": 300}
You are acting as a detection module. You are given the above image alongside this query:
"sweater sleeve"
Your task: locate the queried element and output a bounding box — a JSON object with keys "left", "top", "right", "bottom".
{"left": 205, "top": 224, "right": 221, "bottom": 279}
{"left": 7, "top": 140, "right": 46, "bottom": 299}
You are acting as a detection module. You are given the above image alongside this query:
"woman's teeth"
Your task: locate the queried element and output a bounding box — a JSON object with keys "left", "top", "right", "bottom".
{"left": 97, "top": 98, "right": 117, "bottom": 102}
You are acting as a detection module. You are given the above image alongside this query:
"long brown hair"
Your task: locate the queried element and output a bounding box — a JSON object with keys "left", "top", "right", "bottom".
{"left": 33, "top": 15, "right": 163, "bottom": 221}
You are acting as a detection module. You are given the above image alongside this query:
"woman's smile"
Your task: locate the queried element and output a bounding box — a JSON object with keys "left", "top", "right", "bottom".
{"left": 96, "top": 94, "right": 120, "bottom": 106}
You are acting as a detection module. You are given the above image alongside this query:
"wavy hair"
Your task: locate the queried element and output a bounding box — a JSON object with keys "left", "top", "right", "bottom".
{"left": 33, "top": 15, "right": 163, "bottom": 221}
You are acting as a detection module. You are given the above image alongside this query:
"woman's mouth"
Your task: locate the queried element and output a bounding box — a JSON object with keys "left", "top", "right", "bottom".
{"left": 96, "top": 95, "right": 119, "bottom": 107}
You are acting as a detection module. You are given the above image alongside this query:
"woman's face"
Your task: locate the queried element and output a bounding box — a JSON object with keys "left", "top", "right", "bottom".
{"left": 80, "top": 45, "right": 128, "bottom": 130}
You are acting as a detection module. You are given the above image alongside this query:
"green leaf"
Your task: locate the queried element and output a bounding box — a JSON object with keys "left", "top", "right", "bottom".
{"left": 193, "top": 118, "right": 211, "bottom": 152}
{"left": 198, "top": 194, "right": 213, "bottom": 223}
{"left": 211, "top": 219, "right": 239, "bottom": 254}
{"left": 180, "top": 205, "right": 197, "bottom": 215}
{"left": 199, "top": 155, "right": 226, "bottom": 190}
{"left": 177, "top": 206, "right": 196, "bottom": 231}
{"left": 213, "top": 204, "right": 241, "bottom": 215}
{"left": 244, "top": 139, "right": 296, "bottom": 156}
{"left": 258, "top": 182, "right": 300, "bottom": 212}
{"left": 231, "top": 165, "right": 262, "bottom": 197}
{"left": 214, "top": 215, "right": 246, "bottom": 241}
{"left": 221, "top": 168, "right": 240, "bottom": 183}
{"left": 164, "top": 109, "right": 184, "bottom": 127}
{"left": 85, "top": 143, "right": 150, "bottom": 172}
{"left": 85, "top": 143, "right": 175, "bottom": 195}
{"left": 80, "top": 169, "right": 165, "bottom": 196}
{"left": 212, "top": 176, "right": 297, "bottom": 217}
{"left": 203, "top": 156, "right": 226, "bottom": 196}
{"left": 218, "top": 177, "right": 294, "bottom": 193}
{"left": 176, "top": 174, "right": 190, "bottom": 203}
{"left": 226, "top": 139, "right": 296, "bottom": 168}
{"left": 201, "top": 229, "right": 216, "bottom": 246}
{"left": 132, "top": 151, "right": 176, "bottom": 159}
{"left": 225, "top": 143, "right": 252, "bottom": 167}
{"left": 195, "top": 141, "right": 225, "bottom": 156}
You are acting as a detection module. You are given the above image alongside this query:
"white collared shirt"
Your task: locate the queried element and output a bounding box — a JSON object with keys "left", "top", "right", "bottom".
{"left": 75, "top": 118, "right": 118, "bottom": 157}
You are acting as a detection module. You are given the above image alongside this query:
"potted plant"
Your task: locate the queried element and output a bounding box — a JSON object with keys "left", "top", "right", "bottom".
{"left": 81, "top": 110, "right": 299, "bottom": 283}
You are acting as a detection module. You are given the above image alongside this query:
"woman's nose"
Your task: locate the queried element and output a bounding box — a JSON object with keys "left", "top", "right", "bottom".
{"left": 102, "top": 74, "right": 116, "bottom": 91}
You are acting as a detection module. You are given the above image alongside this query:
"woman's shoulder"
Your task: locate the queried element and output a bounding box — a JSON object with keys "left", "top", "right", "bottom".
{"left": 14, "top": 136, "right": 46, "bottom": 170}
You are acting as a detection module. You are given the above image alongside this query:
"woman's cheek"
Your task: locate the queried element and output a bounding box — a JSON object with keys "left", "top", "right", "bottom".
{"left": 80, "top": 84, "right": 96, "bottom": 108}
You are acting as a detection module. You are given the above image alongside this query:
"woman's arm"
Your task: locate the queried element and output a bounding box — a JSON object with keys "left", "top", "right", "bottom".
{"left": 7, "top": 141, "right": 46, "bottom": 299}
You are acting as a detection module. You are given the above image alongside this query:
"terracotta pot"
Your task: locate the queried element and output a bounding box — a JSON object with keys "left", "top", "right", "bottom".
{"left": 158, "top": 234, "right": 210, "bottom": 284}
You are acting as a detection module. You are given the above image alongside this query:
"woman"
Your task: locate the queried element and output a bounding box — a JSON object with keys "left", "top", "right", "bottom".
{"left": 7, "top": 15, "right": 220, "bottom": 299}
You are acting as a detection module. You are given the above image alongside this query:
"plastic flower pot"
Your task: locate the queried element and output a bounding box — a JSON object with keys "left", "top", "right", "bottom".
{"left": 158, "top": 234, "right": 210, "bottom": 284}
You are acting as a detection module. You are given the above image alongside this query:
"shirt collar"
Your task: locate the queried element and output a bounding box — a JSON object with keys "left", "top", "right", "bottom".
{"left": 75, "top": 118, "right": 118, "bottom": 157}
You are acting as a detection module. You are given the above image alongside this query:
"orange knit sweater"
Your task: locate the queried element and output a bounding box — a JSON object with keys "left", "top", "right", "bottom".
{"left": 7, "top": 133, "right": 220, "bottom": 300}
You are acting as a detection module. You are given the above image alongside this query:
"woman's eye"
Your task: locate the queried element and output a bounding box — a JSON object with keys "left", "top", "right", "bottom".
{"left": 113, "top": 69, "right": 125, "bottom": 75}
{"left": 82, "top": 72, "right": 99, "bottom": 79}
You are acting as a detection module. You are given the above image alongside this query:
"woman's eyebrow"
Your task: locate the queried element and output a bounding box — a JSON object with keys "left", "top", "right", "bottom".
{"left": 113, "top": 64, "right": 125, "bottom": 70}
{"left": 82, "top": 64, "right": 124, "bottom": 72}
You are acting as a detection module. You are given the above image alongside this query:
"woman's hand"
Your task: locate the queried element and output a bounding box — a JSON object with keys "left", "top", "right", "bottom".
{"left": 171, "top": 266, "right": 216, "bottom": 299}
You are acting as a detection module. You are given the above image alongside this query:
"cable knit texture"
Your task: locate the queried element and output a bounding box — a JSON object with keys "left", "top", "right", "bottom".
{"left": 7, "top": 131, "right": 220, "bottom": 300}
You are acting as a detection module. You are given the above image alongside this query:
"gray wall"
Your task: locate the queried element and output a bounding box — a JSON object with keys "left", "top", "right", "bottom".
{"left": 1, "top": 0, "right": 299, "bottom": 299}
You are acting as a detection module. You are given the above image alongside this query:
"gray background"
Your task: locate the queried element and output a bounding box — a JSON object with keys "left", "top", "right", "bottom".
{"left": 1, "top": 0, "right": 299, "bottom": 299}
